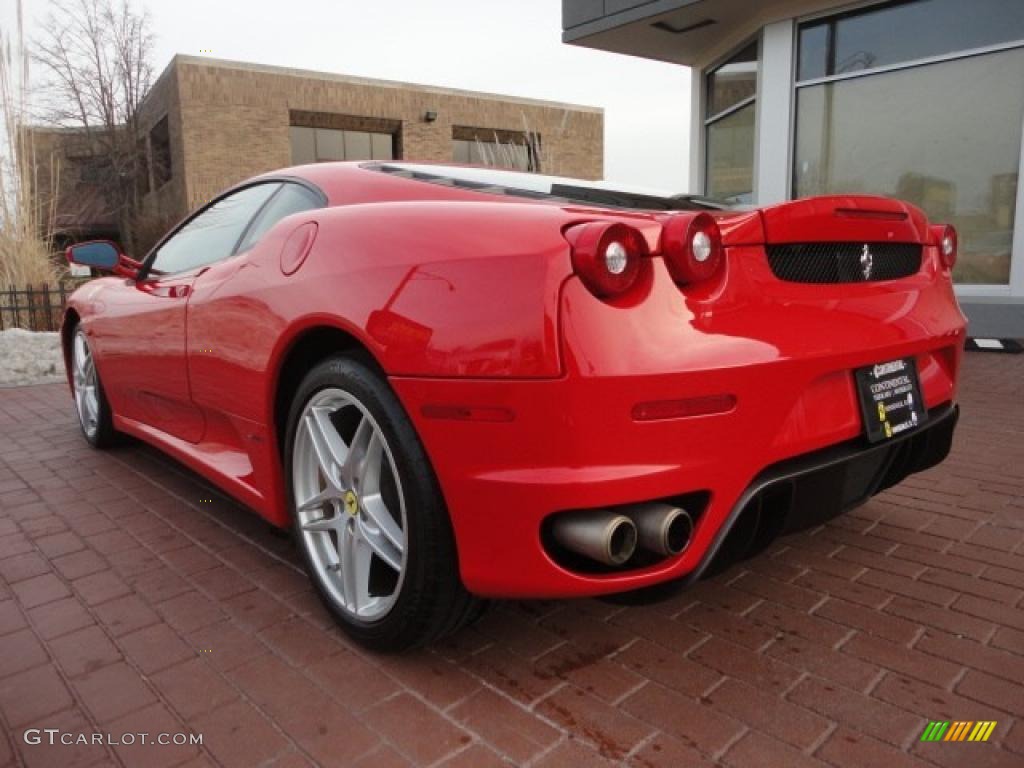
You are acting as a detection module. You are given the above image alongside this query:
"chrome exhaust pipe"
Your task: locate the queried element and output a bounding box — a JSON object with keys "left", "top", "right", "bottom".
{"left": 622, "top": 502, "right": 693, "bottom": 557}
{"left": 551, "top": 511, "right": 638, "bottom": 566}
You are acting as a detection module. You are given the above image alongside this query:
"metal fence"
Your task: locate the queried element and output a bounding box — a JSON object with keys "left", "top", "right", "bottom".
{"left": 0, "top": 282, "right": 83, "bottom": 332}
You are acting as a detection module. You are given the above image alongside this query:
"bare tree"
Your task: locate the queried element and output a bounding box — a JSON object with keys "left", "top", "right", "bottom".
{"left": 33, "top": 0, "right": 153, "bottom": 251}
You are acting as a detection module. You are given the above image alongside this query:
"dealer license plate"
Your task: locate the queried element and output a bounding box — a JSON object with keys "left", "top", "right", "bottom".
{"left": 854, "top": 358, "right": 927, "bottom": 443}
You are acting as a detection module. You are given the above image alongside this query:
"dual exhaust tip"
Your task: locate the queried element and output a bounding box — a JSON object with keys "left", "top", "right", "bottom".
{"left": 551, "top": 502, "right": 694, "bottom": 567}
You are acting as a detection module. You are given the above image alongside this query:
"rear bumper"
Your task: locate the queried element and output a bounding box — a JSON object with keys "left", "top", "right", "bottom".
{"left": 391, "top": 256, "right": 966, "bottom": 598}
{"left": 391, "top": 359, "right": 960, "bottom": 599}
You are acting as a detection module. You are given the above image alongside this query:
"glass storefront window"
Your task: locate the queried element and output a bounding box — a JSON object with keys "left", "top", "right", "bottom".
{"left": 706, "top": 103, "right": 755, "bottom": 203}
{"left": 799, "top": 0, "right": 1024, "bottom": 81}
{"left": 705, "top": 41, "right": 759, "bottom": 203}
{"left": 794, "top": 47, "right": 1024, "bottom": 285}
{"left": 707, "top": 41, "right": 758, "bottom": 117}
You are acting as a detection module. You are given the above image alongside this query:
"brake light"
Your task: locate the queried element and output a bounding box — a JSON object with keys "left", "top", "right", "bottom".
{"left": 565, "top": 221, "right": 646, "bottom": 298}
{"left": 931, "top": 224, "right": 957, "bottom": 269}
{"left": 661, "top": 212, "right": 724, "bottom": 284}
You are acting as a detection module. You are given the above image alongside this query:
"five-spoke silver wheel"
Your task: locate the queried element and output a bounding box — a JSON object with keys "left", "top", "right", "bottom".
{"left": 72, "top": 330, "right": 100, "bottom": 439}
{"left": 292, "top": 388, "right": 407, "bottom": 622}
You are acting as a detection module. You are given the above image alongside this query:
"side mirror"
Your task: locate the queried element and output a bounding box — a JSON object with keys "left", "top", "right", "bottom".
{"left": 65, "top": 240, "right": 141, "bottom": 279}
{"left": 66, "top": 240, "right": 121, "bottom": 271}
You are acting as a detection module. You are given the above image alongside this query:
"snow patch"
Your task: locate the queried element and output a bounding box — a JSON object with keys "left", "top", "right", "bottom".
{"left": 0, "top": 329, "right": 65, "bottom": 386}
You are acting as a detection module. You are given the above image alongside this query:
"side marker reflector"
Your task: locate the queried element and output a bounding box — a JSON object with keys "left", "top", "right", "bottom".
{"left": 421, "top": 404, "right": 515, "bottom": 423}
{"left": 632, "top": 394, "right": 737, "bottom": 422}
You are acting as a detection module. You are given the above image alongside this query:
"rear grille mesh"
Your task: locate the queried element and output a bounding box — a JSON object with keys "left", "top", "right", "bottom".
{"left": 766, "top": 242, "right": 922, "bottom": 284}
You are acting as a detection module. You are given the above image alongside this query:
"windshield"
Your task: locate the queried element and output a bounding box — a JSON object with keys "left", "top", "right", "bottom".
{"left": 367, "top": 162, "right": 733, "bottom": 212}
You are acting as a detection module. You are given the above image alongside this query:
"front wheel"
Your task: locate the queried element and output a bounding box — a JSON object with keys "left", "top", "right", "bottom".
{"left": 284, "top": 355, "right": 480, "bottom": 651}
{"left": 71, "top": 327, "right": 116, "bottom": 448}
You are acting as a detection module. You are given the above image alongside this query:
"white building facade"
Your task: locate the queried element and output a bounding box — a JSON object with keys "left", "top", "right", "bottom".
{"left": 563, "top": 0, "right": 1024, "bottom": 336}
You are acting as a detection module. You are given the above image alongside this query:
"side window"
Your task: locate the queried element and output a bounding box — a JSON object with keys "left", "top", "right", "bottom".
{"left": 149, "top": 183, "right": 280, "bottom": 275}
{"left": 236, "top": 183, "right": 323, "bottom": 253}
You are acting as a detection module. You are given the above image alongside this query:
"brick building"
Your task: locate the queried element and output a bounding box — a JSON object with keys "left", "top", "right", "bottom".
{"left": 35, "top": 55, "right": 604, "bottom": 251}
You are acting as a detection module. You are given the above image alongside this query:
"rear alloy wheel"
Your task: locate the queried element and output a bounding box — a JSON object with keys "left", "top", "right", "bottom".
{"left": 71, "top": 328, "right": 116, "bottom": 448}
{"left": 292, "top": 387, "right": 407, "bottom": 621}
{"left": 285, "top": 355, "right": 480, "bottom": 651}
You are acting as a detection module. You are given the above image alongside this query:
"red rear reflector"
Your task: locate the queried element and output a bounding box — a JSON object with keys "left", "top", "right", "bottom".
{"left": 632, "top": 394, "right": 737, "bottom": 422}
{"left": 421, "top": 404, "right": 515, "bottom": 423}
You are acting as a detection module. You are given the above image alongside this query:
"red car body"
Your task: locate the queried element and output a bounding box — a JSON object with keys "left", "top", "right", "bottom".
{"left": 62, "top": 162, "right": 966, "bottom": 599}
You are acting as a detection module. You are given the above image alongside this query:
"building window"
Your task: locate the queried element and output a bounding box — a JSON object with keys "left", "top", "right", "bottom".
{"left": 794, "top": 0, "right": 1024, "bottom": 285}
{"left": 798, "top": 0, "right": 1024, "bottom": 81}
{"left": 150, "top": 116, "right": 172, "bottom": 189}
{"left": 452, "top": 127, "right": 540, "bottom": 172}
{"left": 289, "top": 126, "right": 394, "bottom": 163}
{"left": 704, "top": 41, "right": 758, "bottom": 204}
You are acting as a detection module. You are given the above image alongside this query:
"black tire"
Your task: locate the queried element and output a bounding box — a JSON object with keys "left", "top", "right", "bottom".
{"left": 284, "top": 354, "right": 482, "bottom": 651}
{"left": 71, "top": 326, "right": 117, "bottom": 449}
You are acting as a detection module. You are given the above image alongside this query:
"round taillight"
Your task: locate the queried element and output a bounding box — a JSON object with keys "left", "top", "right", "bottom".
{"left": 930, "top": 224, "right": 957, "bottom": 269}
{"left": 940, "top": 226, "right": 957, "bottom": 269}
{"left": 661, "top": 212, "right": 724, "bottom": 284}
{"left": 566, "top": 221, "right": 646, "bottom": 298}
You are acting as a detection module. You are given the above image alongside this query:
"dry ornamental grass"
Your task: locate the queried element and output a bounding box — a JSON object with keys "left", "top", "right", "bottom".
{"left": 0, "top": 0, "right": 60, "bottom": 291}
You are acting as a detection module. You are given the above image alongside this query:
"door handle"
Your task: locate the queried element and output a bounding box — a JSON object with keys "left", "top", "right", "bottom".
{"left": 171, "top": 285, "right": 191, "bottom": 299}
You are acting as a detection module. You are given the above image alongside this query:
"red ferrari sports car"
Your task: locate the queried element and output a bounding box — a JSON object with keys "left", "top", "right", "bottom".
{"left": 62, "top": 161, "right": 965, "bottom": 650}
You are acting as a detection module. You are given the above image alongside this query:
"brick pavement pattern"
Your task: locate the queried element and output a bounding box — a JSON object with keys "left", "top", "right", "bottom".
{"left": 1, "top": 352, "right": 1022, "bottom": 767}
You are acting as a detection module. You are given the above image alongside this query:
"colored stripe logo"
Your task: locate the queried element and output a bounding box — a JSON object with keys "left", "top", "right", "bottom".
{"left": 921, "top": 721, "right": 997, "bottom": 742}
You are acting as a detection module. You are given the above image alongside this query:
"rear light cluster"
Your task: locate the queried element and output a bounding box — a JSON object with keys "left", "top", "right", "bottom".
{"left": 661, "top": 212, "right": 724, "bottom": 285}
{"left": 565, "top": 213, "right": 724, "bottom": 299}
{"left": 931, "top": 224, "right": 957, "bottom": 269}
{"left": 565, "top": 221, "right": 646, "bottom": 298}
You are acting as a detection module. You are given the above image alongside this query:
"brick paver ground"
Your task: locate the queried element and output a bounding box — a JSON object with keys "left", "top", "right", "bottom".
{"left": 1, "top": 352, "right": 1022, "bottom": 768}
